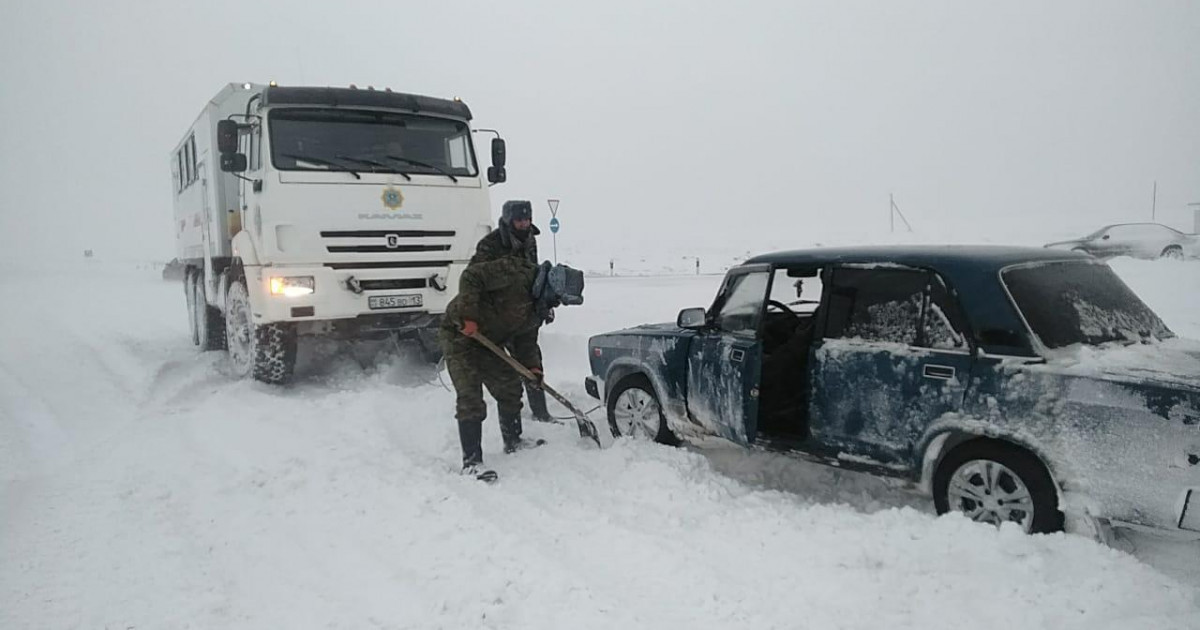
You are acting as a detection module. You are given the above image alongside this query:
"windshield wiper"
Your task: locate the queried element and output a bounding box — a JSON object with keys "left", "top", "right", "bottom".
{"left": 280, "top": 153, "right": 362, "bottom": 179}
{"left": 334, "top": 155, "right": 411, "bottom": 181}
{"left": 383, "top": 155, "right": 457, "bottom": 183}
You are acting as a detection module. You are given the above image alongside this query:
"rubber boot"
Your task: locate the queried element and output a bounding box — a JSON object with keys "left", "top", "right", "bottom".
{"left": 457, "top": 420, "right": 497, "bottom": 482}
{"left": 500, "top": 413, "right": 546, "bottom": 454}
{"left": 525, "top": 382, "right": 553, "bottom": 423}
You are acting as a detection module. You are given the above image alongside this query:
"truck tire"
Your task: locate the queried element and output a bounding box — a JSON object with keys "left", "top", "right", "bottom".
{"left": 225, "top": 278, "right": 297, "bottom": 384}
{"left": 193, "top": 270, "right": 226, "bottom": 351}
{"left": 184, "top": 269, "right": 199, "bottom": 346}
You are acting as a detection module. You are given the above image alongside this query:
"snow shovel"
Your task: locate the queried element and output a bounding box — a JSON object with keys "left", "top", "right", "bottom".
{"left": 469, "top": 331, "right": 603, "bottom": 448}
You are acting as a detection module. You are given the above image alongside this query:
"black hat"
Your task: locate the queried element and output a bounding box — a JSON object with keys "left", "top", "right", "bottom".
{"left": 501, "top": 200, "right": 533, "bottom": 225}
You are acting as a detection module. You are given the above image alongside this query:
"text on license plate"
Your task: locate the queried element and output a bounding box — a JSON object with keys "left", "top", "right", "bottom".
{"left": 368, "top": 294, "right": 424, "bottom": 310}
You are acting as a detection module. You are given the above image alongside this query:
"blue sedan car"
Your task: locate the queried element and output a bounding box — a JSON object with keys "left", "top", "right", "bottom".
{"left": 585, "top": 246, "right": 1200, "bottom": 539}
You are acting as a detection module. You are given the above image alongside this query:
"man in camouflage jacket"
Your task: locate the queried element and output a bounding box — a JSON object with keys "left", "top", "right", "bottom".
{"left": 439, "top": 201, "right": 546, "bottom": 480}
{"left": 470, "top": 200, "right": 554, "bottom": 423}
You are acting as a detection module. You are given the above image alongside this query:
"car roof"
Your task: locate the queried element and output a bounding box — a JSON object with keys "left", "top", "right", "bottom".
{"left": 743, "top": 245, "right": 1095, "bottom": 357}
{"left": 1099, "top": 222, "right": 1182, "bottom": 232}
{"left": 743, "top": 244, "right": 1087, "bottom": 271}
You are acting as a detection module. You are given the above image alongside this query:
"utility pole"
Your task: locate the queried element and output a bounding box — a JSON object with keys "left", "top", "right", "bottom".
{"left": 1152, "top": 181, "right": 1157, "bottom": 221}
{"left": 890, "top": 194, "right": 913, "bottom": 233}
{"left": 1189, "top": 201, "right": 1200, "bottom": 233}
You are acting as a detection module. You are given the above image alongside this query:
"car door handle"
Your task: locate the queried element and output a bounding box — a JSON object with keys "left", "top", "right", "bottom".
{"left": 730, "top": 349, "right": 745, "bottom": 363}
{"left": 923, "top": 364, "right": 956, "bottom": 381}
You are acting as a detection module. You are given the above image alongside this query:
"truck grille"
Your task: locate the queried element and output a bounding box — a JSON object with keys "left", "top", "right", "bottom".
{"left": 327, "top": 244, "right": 451, "bottom": 254}
{"left": 319, "top": 229, "right": 458, "bottom": 261}
{"left": 320, "top": 230, "right": 456, "bottom": 238}
{"left": 356, "top": 278, "right": 428, "bottom": 291}
{"left": 324, "top": 261, "right": 453, "bottom": 270}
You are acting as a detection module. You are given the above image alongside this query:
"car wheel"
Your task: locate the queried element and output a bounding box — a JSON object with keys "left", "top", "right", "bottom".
{"left": 607, "top": 375, "right": 674, "bottom": 444}
{"left": 1160, "top": 246, "right": 1184, "bottom": 260}
{"left": 933, "top": 440, "right": 1062, "bottom": 534}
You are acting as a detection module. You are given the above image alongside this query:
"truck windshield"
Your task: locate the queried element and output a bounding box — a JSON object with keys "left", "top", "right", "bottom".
{"left": 268, "top": 108, "right": 478, "bottom": 177}
{"left": 1002, "top": 261, "right": 1173, "bottom": 349}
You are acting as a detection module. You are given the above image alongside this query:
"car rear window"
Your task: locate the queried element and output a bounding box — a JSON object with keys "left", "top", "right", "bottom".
{"left": 1002, "top": 261, "right": 1172, "bottom": 348}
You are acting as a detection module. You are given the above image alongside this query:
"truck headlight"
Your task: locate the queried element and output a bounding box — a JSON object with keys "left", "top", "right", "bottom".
{"left": 270, "top": 276, "right": 315, "bottom": 297}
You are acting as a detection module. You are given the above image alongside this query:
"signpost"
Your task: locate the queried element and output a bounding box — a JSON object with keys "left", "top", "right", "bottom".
{"left": 547, "top": 199, "right": 560, "bottom": 263}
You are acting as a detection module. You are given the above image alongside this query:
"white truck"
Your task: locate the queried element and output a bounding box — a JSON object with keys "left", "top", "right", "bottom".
{"left": 171, "top": 83, "right": 508, "bottom": 383}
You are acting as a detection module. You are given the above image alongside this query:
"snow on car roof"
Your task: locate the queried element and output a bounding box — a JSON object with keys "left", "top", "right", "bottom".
{"left": 744, "top": 244, "right": 1087, "bottom": 271}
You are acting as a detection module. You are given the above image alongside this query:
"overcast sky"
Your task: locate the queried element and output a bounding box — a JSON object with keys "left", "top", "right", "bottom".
{"left": 1, "top": 0, "right": 1197, "bottom": 262}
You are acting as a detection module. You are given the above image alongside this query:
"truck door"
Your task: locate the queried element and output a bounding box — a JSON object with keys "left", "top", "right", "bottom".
{"left": 686, "top": 266, "right": 771, "bottom": 444}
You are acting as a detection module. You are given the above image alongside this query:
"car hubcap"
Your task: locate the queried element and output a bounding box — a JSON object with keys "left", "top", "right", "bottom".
{"left": 613, "top": 388, "right": 661, "bottom": 439}
{"left": 947, "top": 459, "right": 1035, "bottom": 532}
{"left": 227, "top": 288, "right": 254, "bottom": 372}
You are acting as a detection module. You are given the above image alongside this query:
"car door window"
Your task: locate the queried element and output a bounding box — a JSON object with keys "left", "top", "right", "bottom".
{"left": 825, "top": 268, "right": 926, "bottom": 344}
{"left": 922, "top": 274, "right": 969, "bottom": 351}
{"left": 714, "top": 271, "right": 771, "bottom": 336}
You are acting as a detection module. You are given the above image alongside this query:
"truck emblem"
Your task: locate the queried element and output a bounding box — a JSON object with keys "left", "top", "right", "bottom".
{"left": 385, "top": 234, "right": 400, "bottom": 249}
{"left": 381, "top": 187, "right": 404, "bottom": 210}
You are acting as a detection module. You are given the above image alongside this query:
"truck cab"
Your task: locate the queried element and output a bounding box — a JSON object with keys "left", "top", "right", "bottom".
{"left": 172, "top": 83, "right": 508, "bottom": 382}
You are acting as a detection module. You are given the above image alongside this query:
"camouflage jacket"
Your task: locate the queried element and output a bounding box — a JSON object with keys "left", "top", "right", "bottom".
{"left": 443, "top": 254, "right": 542, "bottom": 369}
{"left": 471, "top": 223, "right": 540, "bottom": 266}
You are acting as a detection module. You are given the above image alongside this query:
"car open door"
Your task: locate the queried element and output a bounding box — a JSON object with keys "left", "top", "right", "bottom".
{"left": 685, "top": 266, "right": 771, "bottom": 444}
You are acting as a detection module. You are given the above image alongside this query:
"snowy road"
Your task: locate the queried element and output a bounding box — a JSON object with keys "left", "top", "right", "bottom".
{"left": 2, "top": 260, "right": 1199, "bottom": 629}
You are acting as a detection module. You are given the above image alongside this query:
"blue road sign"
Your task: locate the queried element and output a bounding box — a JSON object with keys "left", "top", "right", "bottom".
{"left": 549, "top": 217, "right": 560, "bottom": 233}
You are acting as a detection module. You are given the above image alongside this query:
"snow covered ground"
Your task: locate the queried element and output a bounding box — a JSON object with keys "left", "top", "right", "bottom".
{"left": 2, "top": 257, "right": 1199, "bottom": 629}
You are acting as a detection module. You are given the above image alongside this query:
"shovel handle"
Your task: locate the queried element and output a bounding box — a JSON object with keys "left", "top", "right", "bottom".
{"left": 468, "top": 331, "right": 602, "bottom": 447}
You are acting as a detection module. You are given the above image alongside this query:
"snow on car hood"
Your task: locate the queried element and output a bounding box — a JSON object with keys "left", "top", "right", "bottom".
{"left": 1044, "top": 337, "right": 1200, "bottom": 392}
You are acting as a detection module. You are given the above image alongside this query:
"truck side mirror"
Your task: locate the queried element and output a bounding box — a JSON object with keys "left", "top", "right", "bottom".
{"left": 221, "top": 153, "right": 247, "bottom": 173}
{"left": 677, "top": 307, "right": 707, "bottom": 330}
{"left": 491, "top": 138, "right": 506, "bottom": 167}
{"left": 487, "top": 166, "right": 507, "bottom": 184}
{"left": 217, "top": 120, "right": 239, "bottom": 154}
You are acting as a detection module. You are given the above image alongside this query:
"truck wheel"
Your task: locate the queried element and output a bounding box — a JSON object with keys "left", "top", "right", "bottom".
{"left": 607, "top": 375, "right": 675, "bottom": 444}
{"left": 933, "top": 439, "right": 1062, "bottom": 534}
{"left": 193, "top": 271, "right": 226, "bottom": 351}
{"left": 225, "top": 279, "right": 297, "bottom": 384}
{"left": 184, "top": 269, "right": 199, "bottom": 346}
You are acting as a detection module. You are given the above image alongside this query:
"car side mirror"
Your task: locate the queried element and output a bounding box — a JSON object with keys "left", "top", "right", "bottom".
{"left": 217, "top": 120, "right": 239, "bottom": 154}
{"left": 1102, "top": 234, "right": 1111, "bottom": 240}
{"left": 677, "top": 307, "right": 707, "bottom": 330}
{"left": 221, "top": 153, "right": 247, "bottom": 173}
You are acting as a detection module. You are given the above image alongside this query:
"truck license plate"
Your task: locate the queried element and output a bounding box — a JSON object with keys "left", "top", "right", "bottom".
{"left": 368, "top": 294, "right": 423, "bottom": 310}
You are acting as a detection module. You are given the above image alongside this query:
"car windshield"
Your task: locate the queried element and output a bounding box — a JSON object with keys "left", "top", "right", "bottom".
{"left": 1002, "top": 261, "right": 1173, "bottom": 348}
{"left": 269, "top": 108, "right": 478, "bottom": 177}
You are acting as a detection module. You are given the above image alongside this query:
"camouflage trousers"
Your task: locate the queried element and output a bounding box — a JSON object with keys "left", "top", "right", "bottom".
{"left": 440, "top": 334, "right": 525, "bottom": 428}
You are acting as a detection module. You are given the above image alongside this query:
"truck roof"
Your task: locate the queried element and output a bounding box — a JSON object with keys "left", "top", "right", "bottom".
{"left": 261, "top": 85, "right": 472, "bottom": 120}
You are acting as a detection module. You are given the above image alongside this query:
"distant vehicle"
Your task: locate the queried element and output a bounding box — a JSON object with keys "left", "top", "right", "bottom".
{"left": 172, "top": 83, "right": 510, "bottom": 383}
{"left": 1044, "top": 222, "right": 1198, "bottom": 260}
{"left": 585, "top": 246, "right": 1200, "bottom": 541}
{"left": 161, "top": 258, "right": 186, "bottom": 281}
